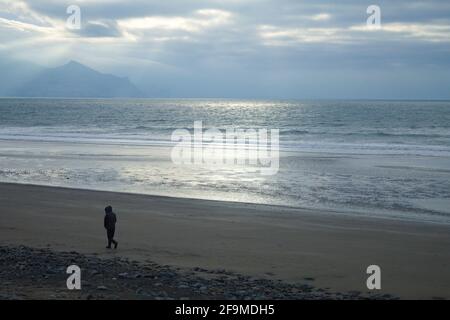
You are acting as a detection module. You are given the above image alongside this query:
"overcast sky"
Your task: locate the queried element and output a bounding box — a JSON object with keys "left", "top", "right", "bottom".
{"left": 1, "top": 0, "right": 450, "bottom": 99}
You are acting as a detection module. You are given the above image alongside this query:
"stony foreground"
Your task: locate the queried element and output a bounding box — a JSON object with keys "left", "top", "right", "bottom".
{"left": 0, "top": 246, "right": 395, "bottom": 300}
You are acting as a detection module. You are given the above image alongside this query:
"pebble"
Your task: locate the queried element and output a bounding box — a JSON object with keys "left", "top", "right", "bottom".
{"left": 0, "top": 245, "right": 396, "bottom": 300}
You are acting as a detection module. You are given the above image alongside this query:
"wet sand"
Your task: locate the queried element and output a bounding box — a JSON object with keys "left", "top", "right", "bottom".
{"left": 0, "top": 182, "right": 449, "bottom": 299}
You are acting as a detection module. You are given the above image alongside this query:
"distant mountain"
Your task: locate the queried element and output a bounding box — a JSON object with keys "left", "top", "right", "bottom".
{"left": 14, "top": 61, "right": 144, "bottom": 98}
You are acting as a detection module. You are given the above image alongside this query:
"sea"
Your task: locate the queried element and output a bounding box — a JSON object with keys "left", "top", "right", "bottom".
{"left": 1, "top": 98, "right": 449, "bottom": 224}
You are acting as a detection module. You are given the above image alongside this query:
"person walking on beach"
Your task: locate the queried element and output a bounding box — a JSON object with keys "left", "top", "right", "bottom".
{"left": 104, "top": 205, "right": 118, "bottom": 249}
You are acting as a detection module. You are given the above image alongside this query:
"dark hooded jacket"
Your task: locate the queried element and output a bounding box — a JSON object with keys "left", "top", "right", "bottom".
{"left": 104, "top": 212, "right": 117, "bottom": 230}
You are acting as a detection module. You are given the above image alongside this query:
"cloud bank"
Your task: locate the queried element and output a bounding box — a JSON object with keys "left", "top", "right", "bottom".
{"left": 1, "top": 0, "right": 450, "bottom": 99}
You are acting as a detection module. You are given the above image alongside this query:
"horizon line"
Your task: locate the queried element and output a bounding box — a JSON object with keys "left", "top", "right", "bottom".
{"left": 1, "top": 96, "right": 450, "bottom": 102}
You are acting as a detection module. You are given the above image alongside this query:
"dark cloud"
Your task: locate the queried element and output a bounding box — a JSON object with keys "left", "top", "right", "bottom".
{"left": 74, "top": 20, "right": 121, "bottom": 38}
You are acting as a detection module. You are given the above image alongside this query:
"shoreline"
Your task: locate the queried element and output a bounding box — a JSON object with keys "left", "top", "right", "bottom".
{"left": 0, "top": 182, "right": 449, "bottom": 299}
{"left": 1, "top": 181, "right": 447, "bottom": 227}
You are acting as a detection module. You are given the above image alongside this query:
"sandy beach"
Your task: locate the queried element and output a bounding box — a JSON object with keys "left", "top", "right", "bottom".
{"left": 0, "top": 182, "right": 449, "bottom": 299}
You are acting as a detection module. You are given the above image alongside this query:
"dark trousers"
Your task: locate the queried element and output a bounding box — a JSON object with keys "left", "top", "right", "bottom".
{"left": 106, "top": 227, "right": 117, "bottom": 247}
